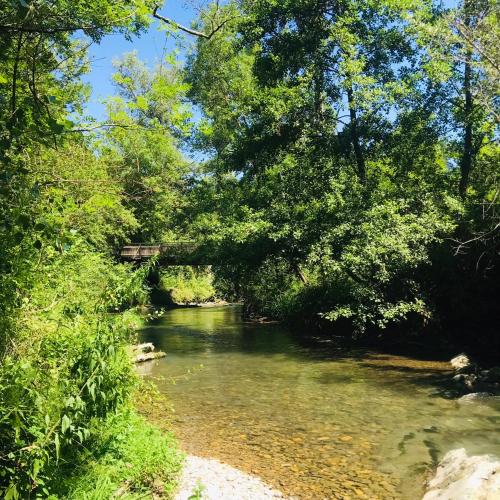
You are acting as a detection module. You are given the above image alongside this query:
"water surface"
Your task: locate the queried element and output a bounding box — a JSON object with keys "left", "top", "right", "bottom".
{"left": 140, "top": 306, "right": 500, "bottom": 499}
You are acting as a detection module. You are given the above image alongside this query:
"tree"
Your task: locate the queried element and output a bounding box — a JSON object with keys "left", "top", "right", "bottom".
{"left": 101, "top": 52, "right": 192, "bottom": 242}
{"left": 184, "top": 0, "right": 458, "bottom": 332}
{"left": 0, "top": 0, "right": 154, "bottom": 145}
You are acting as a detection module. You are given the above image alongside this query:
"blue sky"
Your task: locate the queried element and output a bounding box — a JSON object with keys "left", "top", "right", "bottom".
{"left": 82, "top": 2, "right": 200, "bottom": 120}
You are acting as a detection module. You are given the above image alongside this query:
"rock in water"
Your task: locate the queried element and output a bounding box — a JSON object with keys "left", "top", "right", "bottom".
{"left": 133, "top": 342, "right": 155, "bottom": 353}
{"left": 134, "top": 351, "right": 166, "bottom": 363}
{"left": 423, "top": 448, "right": 500, "bottom": 500}
{"left": 129, "top": 343, "right": 166, "bottom": 363}
{"left": 450, "top": 354, "right": 473, "bottom": 372}
{"left": 481, "top": 367, "right": 500, "bottom": 383}
{"left": 458, "top": 393, "right": 496, "bottom": 404}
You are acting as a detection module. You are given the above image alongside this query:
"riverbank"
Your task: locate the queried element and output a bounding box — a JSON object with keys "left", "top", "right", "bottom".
{"left": 175, "top": 455, "right": 286, "bottom": 499}
{"left": 56, "top": 409, "right": 183, "bottom": 498}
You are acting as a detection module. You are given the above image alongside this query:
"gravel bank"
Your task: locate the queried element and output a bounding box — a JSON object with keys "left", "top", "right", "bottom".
{"left": 175, "top": 455, "right": 287, "bottom": 500}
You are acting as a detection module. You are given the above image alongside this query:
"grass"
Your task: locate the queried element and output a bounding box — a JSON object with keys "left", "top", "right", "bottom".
{"left": 54, "top": 409, "right": 184, "bottom": 499}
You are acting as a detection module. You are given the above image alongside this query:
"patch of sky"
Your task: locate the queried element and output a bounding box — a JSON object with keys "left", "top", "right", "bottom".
{"left": 80, "top": 3, "right": 201, "bottom": 121}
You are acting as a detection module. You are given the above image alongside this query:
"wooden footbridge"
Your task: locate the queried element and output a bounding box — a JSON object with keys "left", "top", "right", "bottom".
{"left": 120, "top": 242, "right": 206, "bottom": 265}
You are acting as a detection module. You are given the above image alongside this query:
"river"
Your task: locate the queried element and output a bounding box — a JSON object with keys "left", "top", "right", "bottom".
{"left": 139, "top": 305, "right": 500, "bottom": 499}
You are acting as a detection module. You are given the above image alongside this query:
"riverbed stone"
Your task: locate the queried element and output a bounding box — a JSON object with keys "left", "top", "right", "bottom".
{"left": 134, "top": 351, "right": 166, "bottom": 363}
{"left": 453, "top": 373, "right": 477, "bottom": 390}
{"left": 133, "top": 342, "right": 155, "bottom": 353}
{"left": 481, "top": 367, "right": 500, "bottom": 383}
{"left": 422, "top": 448, "right": 500, "bottom": 500}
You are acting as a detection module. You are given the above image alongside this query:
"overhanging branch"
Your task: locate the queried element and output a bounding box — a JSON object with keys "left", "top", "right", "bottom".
{"left": 152, "top": 5, "right": 235, "bottom": 40}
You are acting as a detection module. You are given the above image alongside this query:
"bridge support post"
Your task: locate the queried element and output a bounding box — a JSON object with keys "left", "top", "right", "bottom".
{"left": 147, "top": 265, "right": 161, "bottom": 287}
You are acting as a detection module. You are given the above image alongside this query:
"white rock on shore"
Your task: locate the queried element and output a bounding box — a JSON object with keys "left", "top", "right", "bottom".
{"left": 175, "top": 455, "right": 287, "bottom": 500}
{"left": 423, "top": 448, "right": 500, "bottom": 500}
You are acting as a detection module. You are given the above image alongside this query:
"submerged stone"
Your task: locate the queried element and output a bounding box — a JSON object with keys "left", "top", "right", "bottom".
{"left": 134, "top": 351, "right": 166, "bottom": 363}
{"left": 458, "top": 393, "right": 497, "bottom": 404}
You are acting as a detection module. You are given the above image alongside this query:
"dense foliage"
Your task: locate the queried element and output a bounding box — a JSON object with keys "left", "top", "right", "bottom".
{"left": 0, "top": 0, "right": 498, "bottom": 496}
{"left": 0, "top": 1, "right": 186, "bottom": 497}
{"left": 160, "top": 266, "right": 216, "bottom": 305}
{"left": 183, "top": 0, "right": 499, "bottom": 344}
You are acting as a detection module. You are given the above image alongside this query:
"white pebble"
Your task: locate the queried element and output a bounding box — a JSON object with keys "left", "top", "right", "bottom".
{"left": 175, "top": 455, "right": 288, "bottom": 500}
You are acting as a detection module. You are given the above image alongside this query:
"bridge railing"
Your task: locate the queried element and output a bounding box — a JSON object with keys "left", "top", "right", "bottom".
{"left": 120, "top": 245, "right": 161, "bottom": 260}
{"left": 120, "top": 242, "right": 199, "bottom": 262}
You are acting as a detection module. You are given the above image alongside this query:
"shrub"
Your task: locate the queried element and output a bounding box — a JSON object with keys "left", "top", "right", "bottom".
{"left": 160, "top": 266, "right": 216, "bottom": 304}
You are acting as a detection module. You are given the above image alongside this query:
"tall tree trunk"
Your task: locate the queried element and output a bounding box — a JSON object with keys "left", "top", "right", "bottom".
{"left": 313, "top": 65, "right": 325, "bottom": 126}
{"left": 347, "top": 86, "right": 366, "bottom": 183}
{"left": 459, "top": 1, "right": 473, "bottom": 199}
{"left": 293, "top": 262, "right": 308, "bottom": 285}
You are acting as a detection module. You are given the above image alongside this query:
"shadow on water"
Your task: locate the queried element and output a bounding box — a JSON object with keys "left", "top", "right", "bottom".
{"left": 139, "top": 305, "right": 500, "bottom": 500}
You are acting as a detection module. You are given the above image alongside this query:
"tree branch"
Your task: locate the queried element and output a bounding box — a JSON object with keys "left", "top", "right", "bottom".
{"left": 64, "top": 122, "right": 147, "bottom": 133}
{"left": 0, "top": 14, "right": 135, "bottom": 35}
{"left": 454, "top": 19, "right": 500, "bottom": 72}
{"left": 152, "top": 5, "right": 235, "bottom": 40}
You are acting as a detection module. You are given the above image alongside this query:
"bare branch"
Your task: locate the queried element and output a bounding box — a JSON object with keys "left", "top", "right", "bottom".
{"left": 64, "top": 122, "right": 147, "bottom": 133}
{"left": 453, "top": 19, "right": 500, "bottom": 73}
{"left": 153, "top": 5, "right": 236, "bottom": 40}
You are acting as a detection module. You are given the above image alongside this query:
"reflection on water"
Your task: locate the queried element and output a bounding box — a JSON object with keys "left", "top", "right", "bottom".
{"left": 140, "top": 306, "right": 500, "bottom": 499}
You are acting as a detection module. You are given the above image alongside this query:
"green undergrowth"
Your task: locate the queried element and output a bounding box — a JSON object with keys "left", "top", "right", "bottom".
{"left": 160, "top": 266, "right": 216, "bottom": 304}
{"left": 54, "top": 409, "right": 183, "bottom": 499}
{"left": 0, "top": 243, "right": 183, "bottom": 498}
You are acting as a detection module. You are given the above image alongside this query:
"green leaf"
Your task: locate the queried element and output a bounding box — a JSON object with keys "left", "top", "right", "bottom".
{"left": 88, "top": 383, "right": 96, "bottom": 401}
{"left": 54, "top": 433, "right": 60, "bottom": 461}
{"left": 48, "top": 118, "right": 65, "bottom": 135}
{"left": 61, "top": 415, "right": 70, "bottom": 434}
{"left": 32, "top": 459, "right": 41, "bottom": 480}
{"left": 16, "top": 214, "right": 30, "bottom": 229}
{"left": 4, "top": 483, "right": 18, "bottom": 500}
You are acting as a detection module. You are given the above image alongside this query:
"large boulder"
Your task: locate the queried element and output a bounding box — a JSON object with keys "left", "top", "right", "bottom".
{"left": 423, "top": 448, "right": 500, "bottom": 500}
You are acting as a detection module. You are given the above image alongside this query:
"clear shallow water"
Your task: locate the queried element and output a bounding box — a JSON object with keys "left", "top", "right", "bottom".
{"left": 140, "top": 306, "right": 500, "bottom": 499}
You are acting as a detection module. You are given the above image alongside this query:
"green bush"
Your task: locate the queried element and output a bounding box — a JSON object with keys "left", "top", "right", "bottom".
{"left": 160, "top": 266, "right": 216, "bottom": 304}
{"left": 0, "top": 324, "right": 133, "bottom": 498}
{"left": 56, "top": 410, "right": 183, "bottom": 499}
{"left": 0, "top": 245, "right": 167, "bottom": 498}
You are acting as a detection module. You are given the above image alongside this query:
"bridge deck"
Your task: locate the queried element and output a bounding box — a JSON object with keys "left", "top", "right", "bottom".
{"left": 120, "top": 243, "right": 201, "bottom": 263}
